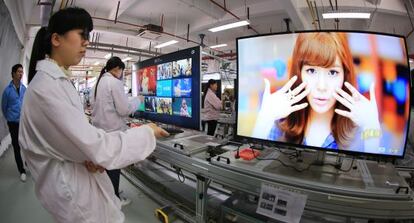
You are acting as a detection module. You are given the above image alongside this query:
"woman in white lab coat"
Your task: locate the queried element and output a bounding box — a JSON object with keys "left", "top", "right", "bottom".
{"left": 91, "top": 56, "right": 139, "bottom": 206}
{"left": 21, "top": 7, "right": 168, "bottom": 223}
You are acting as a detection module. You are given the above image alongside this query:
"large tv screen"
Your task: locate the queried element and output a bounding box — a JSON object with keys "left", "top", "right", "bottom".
{"left": 132, "top": 46, "right": 201, "bottom": 130}
{"left": 236, "top": 31, "right": 411, "bottom": 158}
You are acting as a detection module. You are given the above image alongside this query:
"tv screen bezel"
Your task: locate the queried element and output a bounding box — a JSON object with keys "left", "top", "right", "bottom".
{"left": 235, "top": 30, "right": 412, "bottom": 159}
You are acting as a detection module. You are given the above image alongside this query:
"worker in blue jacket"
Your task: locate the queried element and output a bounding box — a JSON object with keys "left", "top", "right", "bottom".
{"left": 1, "top": 64, "right": 27, "bottom": 182}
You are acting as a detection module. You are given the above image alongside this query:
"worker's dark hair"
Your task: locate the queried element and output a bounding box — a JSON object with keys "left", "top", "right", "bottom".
{"left": 94, "top": 56, "right": 125, "bottom": 99}
{"left": 28, "top": 7, "right": 93, "bottom": 83}
{"left": 11, "top": 64, "right": 23, "bottom": 76}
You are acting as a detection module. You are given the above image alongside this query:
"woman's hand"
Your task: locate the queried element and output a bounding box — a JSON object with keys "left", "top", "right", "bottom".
{"left": 84, "top": 161, "right": 105, "bottom": 173}
{"left": 259, "top": 75, "right": 309, "bottom": 121}
{"left": 146, "top": 123, "right": 170, "bottom": 138}
{"left": 333, "top": 82, "right": 380, "bottom": 130}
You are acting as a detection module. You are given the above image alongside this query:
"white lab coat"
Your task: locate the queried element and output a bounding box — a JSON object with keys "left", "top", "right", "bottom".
{"left": 91, "top": 73, "right": 139, "bottom": 132}
{"left": 19, "top": 60, "right": 156, "bottom": 223}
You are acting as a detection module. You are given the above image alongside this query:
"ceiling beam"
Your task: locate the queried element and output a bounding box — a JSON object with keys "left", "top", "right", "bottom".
{"left": 275, "top": 0, "right": 310, "bottom": 30}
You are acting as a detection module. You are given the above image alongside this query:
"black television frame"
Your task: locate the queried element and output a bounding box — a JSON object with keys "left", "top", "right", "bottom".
{"left": 234, "top": 30, "right": 412, "bottom": 159}
{"left": 133, "top": 46, "right": 201, "bottom": 130}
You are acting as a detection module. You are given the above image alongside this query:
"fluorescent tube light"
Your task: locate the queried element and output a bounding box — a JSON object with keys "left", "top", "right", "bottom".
{"left": 154, "top": 40, "right": 178, "bottom": 48}
{"left": 322, "top": 12, "right": 371, "bottom": 19}
{"left": 122, "top": 57, "right": 132, "bottom": 62}
{"left": 208, "top": 20, "right": 250, "bottom": 32}
{"left": 210, "top": 44, "right": 228, "bottom": 49}
{"left": 104, "top": 53, "right": 112, "bottom": 59}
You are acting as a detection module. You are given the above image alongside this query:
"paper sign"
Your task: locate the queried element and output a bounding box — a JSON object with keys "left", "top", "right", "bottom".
{"left": 256, "top": 183, "right": 307, "bottom": 223}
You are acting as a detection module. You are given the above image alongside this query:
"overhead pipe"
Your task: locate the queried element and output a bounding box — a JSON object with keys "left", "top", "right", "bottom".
{"left": 209, "top": 0, "right": 259, "bottom": 34}
{"left": 90, "top": 42, "right": 162, "bottom": 57}
{"left": 39, "top": 0, "right": 54, "bottom": 27}
{"left": 403, "top": 2, "right": 414, "bottom": 38}
{"left": 91, "top": 16, "right": 226, "bottom": 54}
{"left": 306, "top": 0, "right": 318, "bottom": 30}
{"left": 114, "top": 1, "right": 120, "bottom": 24}
{"left": 85, "top": 47, "right": 155, "bottom": 59}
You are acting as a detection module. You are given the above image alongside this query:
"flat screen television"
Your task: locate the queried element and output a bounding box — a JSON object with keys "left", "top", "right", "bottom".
{"left": 132, "top": 46, "right": 201, "bottom": 130}
{"left": 236, "top": 31, "right": 411, "bottom": 158}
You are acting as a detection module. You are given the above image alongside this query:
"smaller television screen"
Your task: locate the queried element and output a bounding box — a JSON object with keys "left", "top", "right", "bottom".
{"left": 132, "top": 46, "right": 201, "bottom": 130}
{"left": 173, "top": 98, "right": 192, "bottom": 117}
{"left": 156, "top": 97, "right": 172, "bottom": 115}
{"left": 156, "top": 80, "right": 172, "bottom": 97}
{"left": 173, "top": 78, "right": 192, "bottom": 97}
{"left": 157, "top": 62, "right": 172, "bottom": 80}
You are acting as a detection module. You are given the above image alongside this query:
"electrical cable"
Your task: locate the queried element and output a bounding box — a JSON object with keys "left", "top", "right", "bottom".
{"left": 176, "top": 168, "right": 185, "bottom": 183}
{"left": 249, "top": 146, "right": 356, "bottom": 173}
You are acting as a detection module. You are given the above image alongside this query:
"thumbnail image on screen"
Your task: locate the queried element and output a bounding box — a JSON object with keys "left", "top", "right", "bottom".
{"left": 156, "top": 80, "right": 172, "bottom": 97}
{"left": 173, "top": 58, "right": 192, "bottom": 77}
{"left": 237, "top": 32, "right": 411, "bottom": 157}
{"left": 138, "top": 66, "right": 157, "bottom": 95}
{"left": 156, "top": 97, "right": 172, "bottom": 115}
{"left": 173, "top": 78, "right": 192, "bottom": 97}
{"left": 144, "top": 96, "right": 157, "bottom": 113}
{"left": 157, "top": 62, "right": 172, "bottom": 80}
{"left": 173, "top": 98, "right": 192, "bottom": 117}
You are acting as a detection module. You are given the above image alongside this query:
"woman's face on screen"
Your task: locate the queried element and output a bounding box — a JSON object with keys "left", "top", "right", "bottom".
{"left": 301, "top": 56, "right": 345, "bottom": 114}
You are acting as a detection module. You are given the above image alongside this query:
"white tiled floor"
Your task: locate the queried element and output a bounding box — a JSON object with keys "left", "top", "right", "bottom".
{"left": 0, "top": 147, "right": 167, "bottom": 223}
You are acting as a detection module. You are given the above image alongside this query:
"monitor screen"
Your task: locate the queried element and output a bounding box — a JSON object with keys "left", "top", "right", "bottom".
{"left": 236, "top": 31, "right": 411, "bottom": 157}
{"left": 132, "top": 46, "right": 201, "bottom": 130}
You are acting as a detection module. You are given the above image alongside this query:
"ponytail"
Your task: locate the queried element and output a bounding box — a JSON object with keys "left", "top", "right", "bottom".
{"left": 94, "top": 67, "right": 107, "bottom": 100}
{"left": 28, "top": 27, "right": 51, "bottom": 83}
{"left": 94, "top": 56, "right": 125, "bottom": 100}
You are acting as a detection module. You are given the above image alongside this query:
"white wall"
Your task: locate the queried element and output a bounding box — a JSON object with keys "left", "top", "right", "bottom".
{"left": 0, "top": 0, "right": 23, "bottom": 154}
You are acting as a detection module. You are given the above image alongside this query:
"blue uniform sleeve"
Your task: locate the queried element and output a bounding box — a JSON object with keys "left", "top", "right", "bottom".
{"left": 1, "top": 89, "right": 8, "bottom": 118}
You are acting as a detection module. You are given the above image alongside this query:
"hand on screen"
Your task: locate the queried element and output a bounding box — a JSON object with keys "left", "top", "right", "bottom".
{"left": 146, "top": 123, "right": 170, "bottom": 138}
{"left": 333, "top": 82, "right": 380, "bottom": 130}
{"left": 260, "top": 76, "right": 309, "bottom": 121}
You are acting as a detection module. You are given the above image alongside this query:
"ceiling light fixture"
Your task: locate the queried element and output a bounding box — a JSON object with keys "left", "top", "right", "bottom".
{"left": 208, "top": 20, "right": 250, "bottom": 32}
{"left": 154, "top": 40, "right": 179, "bottom": 48}
{"left": 210, "top": 44, "right": 228, "bottom": 49}
{"left": 322, "top": 12, "right": 371, "bottom": 19}
{"left": 104, "top": 53, "right": 112, "bottom": 59}
{"left": 94, "top": 61, "right": 100, "bottom": 66}
{"left": 122, "top": 57, "right": 133, "bottom": 62}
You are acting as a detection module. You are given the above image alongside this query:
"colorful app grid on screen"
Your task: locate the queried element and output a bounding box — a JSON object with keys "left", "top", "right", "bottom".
{"left": 173, "top": 78, "right": 192, "bottom": 97}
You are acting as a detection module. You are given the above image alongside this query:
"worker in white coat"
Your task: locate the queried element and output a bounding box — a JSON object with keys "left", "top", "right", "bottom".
{"left": 90, "top": 56, "right": 141, "bottom": 206}
{"left": 21, "top": 7, "right": 169, "bottom": 223}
